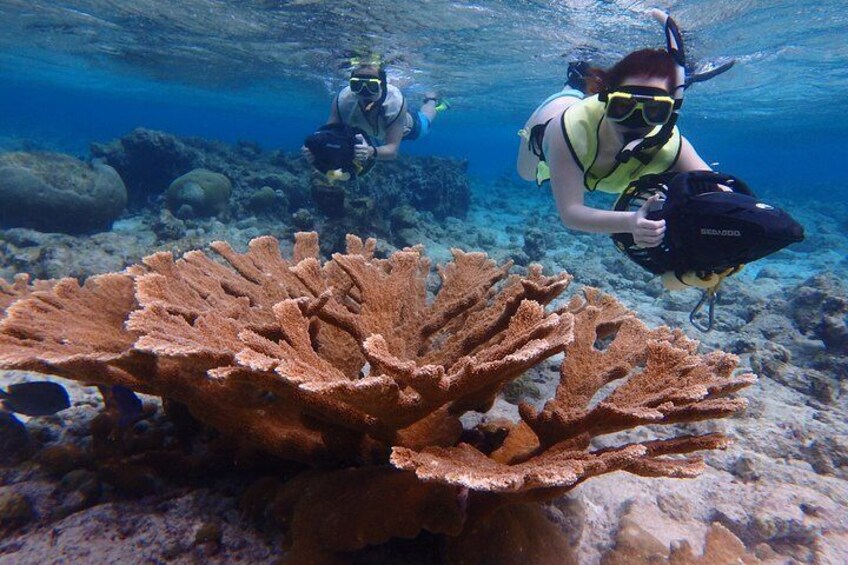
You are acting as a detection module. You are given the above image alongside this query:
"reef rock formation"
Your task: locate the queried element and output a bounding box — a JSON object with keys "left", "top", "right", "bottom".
{"left": 165, "top": 168, "right": 232, "bottom": 218}
{"left": 0, "top": 152, "right": 127, "bottom": 234}
{"left": 790, "top": 273, "right": 848, "bottom": 353}
{"left": 0, "top": 233, "right": 755, "bottom": 562}
{"left": 91, "top": 127, "right": 204, "bottom": 209}
{"left": 361, "top": 155, "right": 471, "bottom": 220}
{"left": 91, "top": 129, "right": 470, "bottom": 250}
{"left": 601, "top": 518, "right": 764, "bottom": 565}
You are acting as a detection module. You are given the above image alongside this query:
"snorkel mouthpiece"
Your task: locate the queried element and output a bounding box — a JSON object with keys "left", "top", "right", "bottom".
{"left": 621, "top": 126, "right": 650, "bottom": 142}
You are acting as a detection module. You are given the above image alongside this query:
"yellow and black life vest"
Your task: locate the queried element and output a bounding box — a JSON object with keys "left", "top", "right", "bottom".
{"left": 559, "top": 95, "right": 682, "bottom": 193}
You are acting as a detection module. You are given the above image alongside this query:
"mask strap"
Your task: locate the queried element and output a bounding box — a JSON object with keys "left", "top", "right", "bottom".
{"left": 660, "top": 11, "right": 686, "bottom": 107}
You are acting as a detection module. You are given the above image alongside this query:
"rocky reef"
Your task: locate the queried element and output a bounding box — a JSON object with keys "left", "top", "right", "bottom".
{"left": 0, "top": 128, "right": 471, "bottom": 280}
{"left": 0, "top": 152, "right": 127, "bottom": 234}
{"left": 165, "top": 168, "right": 232, "bottom": 218}
{"left": 88, "top": 128, "right": 469, "bottom": 251}
{"left": 0, "top": 133, "right": 846, "bottom": 564}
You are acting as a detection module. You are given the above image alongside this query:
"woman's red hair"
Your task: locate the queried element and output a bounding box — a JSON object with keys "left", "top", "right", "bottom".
{"left": 584, "top": 49, "right": 677, "bottom": 94}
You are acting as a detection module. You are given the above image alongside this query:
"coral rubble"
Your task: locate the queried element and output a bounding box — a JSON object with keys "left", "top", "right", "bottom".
{"left": 0, "top": 233, "right": 755, "bottom": 562}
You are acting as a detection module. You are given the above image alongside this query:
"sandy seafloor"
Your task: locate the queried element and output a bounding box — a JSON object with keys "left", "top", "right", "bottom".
{"left": 0, "top": 158, "right": 846, "bottom": 564}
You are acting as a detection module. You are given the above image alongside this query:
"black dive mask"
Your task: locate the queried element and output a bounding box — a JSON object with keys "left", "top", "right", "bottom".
{"left": 606, "top": 85, "right": 673, "bottom": 131}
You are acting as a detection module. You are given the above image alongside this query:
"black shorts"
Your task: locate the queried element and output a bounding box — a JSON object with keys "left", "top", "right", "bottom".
{"left": 403, "top": 110, "right": 430, "bottom": 141}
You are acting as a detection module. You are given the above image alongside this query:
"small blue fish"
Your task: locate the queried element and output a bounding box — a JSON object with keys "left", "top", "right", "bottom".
{"left": 0, "top": 381, "right": 70, "bottom": 416}
{"left": 110, "top": 385, "right": 144, "bottom": 428}
{"left": 0, "top": 410, "right": 29, "bottom": 462}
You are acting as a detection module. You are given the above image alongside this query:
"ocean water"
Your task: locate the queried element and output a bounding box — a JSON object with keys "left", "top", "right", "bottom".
{"left": 1, "top": 2, "right": 847, "bottom": 563}
{"left": 1, "top": 0, "right": 846, "bottom": 191}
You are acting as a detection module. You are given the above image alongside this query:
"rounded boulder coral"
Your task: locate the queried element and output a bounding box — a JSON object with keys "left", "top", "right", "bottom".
{"left": 165, "top": 168, "right": 231, "bottom": 218}
{"left": 0, "top": 152, "right": 127, "bottom": 234}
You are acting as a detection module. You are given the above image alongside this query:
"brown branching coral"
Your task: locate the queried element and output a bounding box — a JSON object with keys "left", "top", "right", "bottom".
{"left": 0, "top": 273, "right": 57, "bottom": 315}
{"left": 393, "top": 287, "right": 755, "bottom": 495}
{"left": 0, "top": 232, "right": 755, "bottom": 561}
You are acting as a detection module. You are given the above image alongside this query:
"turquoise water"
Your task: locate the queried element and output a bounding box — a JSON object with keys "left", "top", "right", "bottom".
{"left": 1, "top": 0, "right": 846, "bottom": 193}
{"left": 1, "top": 4, "right": 847, "bottom": 562}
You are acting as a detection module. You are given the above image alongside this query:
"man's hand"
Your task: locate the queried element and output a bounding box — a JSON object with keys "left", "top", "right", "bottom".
{"left": 354, "top": 134, "right": 375, "bottom": 162}
{"left": 632, "top": 193, "right": 666, "bottom": 247}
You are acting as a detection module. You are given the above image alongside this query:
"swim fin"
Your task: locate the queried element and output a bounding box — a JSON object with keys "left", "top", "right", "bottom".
{"left": 535, "top": 161, "right": 551, "bottom": 186}
{"left": 685, "top": 58, "right": 736, "bottom": 88}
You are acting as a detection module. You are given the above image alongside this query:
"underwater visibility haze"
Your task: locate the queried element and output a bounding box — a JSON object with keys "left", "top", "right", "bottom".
{"left": 1, "top": 0, "right": 847, "bottom": 187}
{"left": 0, "top": 1, "right": 847, "bottom": 564}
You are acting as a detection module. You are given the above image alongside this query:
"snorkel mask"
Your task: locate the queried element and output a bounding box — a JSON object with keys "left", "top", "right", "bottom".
{"left": 613, "top": 10, "right": 686, "bottom": 164}
{"left": 346, "top": 54, "right": 388, "bottom": 112}
{"left": 349, "top": 76, "right": 382, "bottom": 96}
{"left": 605, "top": 86, "right": 675, "bottom": 129}
{"left": 347, "top": 53, "right": 387, "bottom": 98}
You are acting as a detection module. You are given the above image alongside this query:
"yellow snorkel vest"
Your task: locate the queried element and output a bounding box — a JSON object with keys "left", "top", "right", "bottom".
{"left": 560, "top": 95, "right": 681, "bottom": 193}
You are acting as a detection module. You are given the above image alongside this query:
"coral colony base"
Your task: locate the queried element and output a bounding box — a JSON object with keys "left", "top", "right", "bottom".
{"left": 0, "top": 232, "right": 755, "bottom": 563}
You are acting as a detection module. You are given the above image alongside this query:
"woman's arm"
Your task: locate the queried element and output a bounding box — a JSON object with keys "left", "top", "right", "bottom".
{"left": 546, "top": 121, "right": 665, "bottom": 247}
{"left": 672, "top": 136, "right": 737, "bottom": 192}
{"left": 354, "top": 103, "right": 406, "bottom": 162}
{"left": 354, "top": 117, "right": 404, "bottom": 162}
{"left": 672, "top": 136, "right": 711, "bottom": 171}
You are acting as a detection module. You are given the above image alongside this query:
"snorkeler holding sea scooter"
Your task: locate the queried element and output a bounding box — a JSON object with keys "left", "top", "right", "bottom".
{"left": 516, "top": 9, "right": 803, "bottom": 331}
{"left": 303, "top": 56, "right": 450, "bottom": 183}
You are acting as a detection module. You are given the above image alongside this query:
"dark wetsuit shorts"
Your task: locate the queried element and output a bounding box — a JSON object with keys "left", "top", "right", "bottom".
{"left": 403, "top": 110, "right": 431, "bottom": 141}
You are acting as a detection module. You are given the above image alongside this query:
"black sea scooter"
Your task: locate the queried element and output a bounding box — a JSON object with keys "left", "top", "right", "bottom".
{"left": 611, "top": 11, "right": 805, "bottom": 332}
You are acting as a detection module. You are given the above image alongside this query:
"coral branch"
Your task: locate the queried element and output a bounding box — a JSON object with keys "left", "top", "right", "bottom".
{"left": 517, "top": 288, "right": 756, "bottom": 451}
{"left": 392, "top": 441, "right": 649, "bottom": 492}
{"left": 0, "top": 274, "right": 151, "bottom": 389}
{"left": 0, "top": 274, "right": 57, "bottom": 317}
{"left": 0, "top": 233, "right": 755, "bottom": 547}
